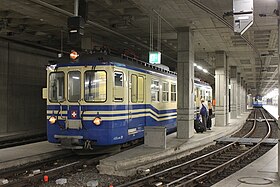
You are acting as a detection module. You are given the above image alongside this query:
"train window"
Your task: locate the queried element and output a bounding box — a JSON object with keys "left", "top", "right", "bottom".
{"left": 200, "top": 90, "right": 203, "bottom": 99}
{"left": 49, "top": 72, "right": 65, "bottom": 102}
{"left": 114, "top": 71, "right": 124, "bottom": 102}
{"left": 138, "top": 76, "right": 144, "bottom": 103}
{"left": 171, "top": 84, "right": 176, "bottom": 102}
{"left": 151, "top": 80, "right": 160, "bottom": 102}
{"left": 84, "top": 71, "right": 107, "bottom": 102}
{"left": 131, "top": 74, "right": 137, "bottom": 103}
{"left": 162, "top": 82, "right": 169, "bottom": 102}
{"left": 68, "top": 71, "right": 81, "bottom": 102}
{"left": 114, "top": 72, "right": 123, "bottom": 87}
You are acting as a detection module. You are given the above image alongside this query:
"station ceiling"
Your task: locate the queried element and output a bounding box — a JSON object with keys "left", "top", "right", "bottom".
{"left": 0, "top": 0, "right": 278, "bottom": 96}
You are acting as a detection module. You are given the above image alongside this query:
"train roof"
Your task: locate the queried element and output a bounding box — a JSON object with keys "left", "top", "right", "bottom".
{"left": 48, "top": 52, "right": 211, "bottom": 87}
{"left": 49, "top": 53, "right": 177, "bottom": 77}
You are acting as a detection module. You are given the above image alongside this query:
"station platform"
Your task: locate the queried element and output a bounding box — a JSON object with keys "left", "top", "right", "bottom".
{"left": 0, "top": 141, "right": 69, "bottom": 170}
{"left": 97, "top": 112, "right": 250, "bottom": 176}
{"left": 213, "top": 105, "right": 280, "bottom": 187}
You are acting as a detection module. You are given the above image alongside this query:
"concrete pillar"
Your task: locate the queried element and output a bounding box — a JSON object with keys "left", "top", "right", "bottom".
{"left": 244, "top": 82, "right": 247, "bottom": 111}
{"left": 240, "top": 77, "right": 244, "bottom": 113}
{"left": 0, "top": 41, "right": 8, "bottom": 133}
{"left": 230, "top": 66, "right": 238, "bottom": 119}
{"left": 243, "top": 80, "right": 247, "bottom": 112}
{"left": 248, "top": 94, "right": 253, "bottom": 108}
{"left": 277, "top": 18, "right": 280, "bottom": 177}
{"left": 176, "top": 27, "right": 194, "bottom": 139}
{"left": 215, "top": 51, "right": 227, "bottom": 126}
{"left": 225, "top": 58, "right": 230, "bottom": 125}
{"left": 242, "top": 79, "right": 246, "bottom": 113}
{"left": 237, "top": 72, "right": 241, "bottom": 116}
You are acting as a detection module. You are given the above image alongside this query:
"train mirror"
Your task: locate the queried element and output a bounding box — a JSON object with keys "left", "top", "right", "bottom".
{"left": 42, "top": 88, "right": 47, "bottom": 99}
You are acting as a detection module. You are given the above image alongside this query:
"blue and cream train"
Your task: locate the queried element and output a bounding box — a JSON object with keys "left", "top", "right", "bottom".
{"left": 43, "top": 53, "right": 212, "bottom": 149}
{"left": 253, "top": 95, "right": 263, "bottom": 108}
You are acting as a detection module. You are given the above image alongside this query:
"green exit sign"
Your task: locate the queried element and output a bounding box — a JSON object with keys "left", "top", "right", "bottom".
{"left": 149, "top": 51, "right": 161, "bottom": 64}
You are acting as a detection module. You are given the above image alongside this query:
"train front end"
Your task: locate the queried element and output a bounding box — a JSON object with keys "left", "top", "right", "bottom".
{"left": 43, "top": 57, "right": 127, "bottom": 150}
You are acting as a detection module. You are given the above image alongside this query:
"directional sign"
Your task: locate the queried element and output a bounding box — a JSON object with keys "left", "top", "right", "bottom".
{"left": 149, "top": 51, "right": 161, "bottom": 64}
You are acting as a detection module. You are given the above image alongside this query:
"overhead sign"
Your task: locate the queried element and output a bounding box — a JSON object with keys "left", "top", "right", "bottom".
{"left": 149, "top": 51, "right": 161, "bottom": 64}
{"left": 233, "top": 0, "right": 253, "bottom": 35}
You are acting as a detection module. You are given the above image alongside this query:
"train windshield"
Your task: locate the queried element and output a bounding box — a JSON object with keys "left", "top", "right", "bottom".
{"left": 68, "top": 71, "right": 81, "bottom": 102}
{"left": 84, "top": 71, "right": 107, "bottom": 102}
{"left": 49, "top": 72, "right": 65, "bottom": 102}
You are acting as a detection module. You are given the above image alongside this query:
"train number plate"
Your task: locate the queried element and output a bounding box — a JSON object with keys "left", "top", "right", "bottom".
{"left": 67, "top": 119, "right": 82, "bottom": 129}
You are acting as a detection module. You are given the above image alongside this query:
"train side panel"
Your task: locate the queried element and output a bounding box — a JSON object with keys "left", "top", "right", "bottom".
{"left": 46, "top": 59, "right": 211, "bottom": 149}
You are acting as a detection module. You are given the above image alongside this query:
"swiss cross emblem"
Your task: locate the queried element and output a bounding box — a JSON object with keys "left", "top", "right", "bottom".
{"left": 71, "top": 111, "right": 77, "bottom": 118}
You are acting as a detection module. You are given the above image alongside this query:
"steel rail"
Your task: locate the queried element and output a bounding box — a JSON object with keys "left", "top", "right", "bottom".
{"left": 1, "top": 154, "right": 106, "bottom": 187}
{"left": 117, "top": 110, "right": 258, "bottom": 187}
{"left": 1, "top": 138, "right": 144, "bottom": 187}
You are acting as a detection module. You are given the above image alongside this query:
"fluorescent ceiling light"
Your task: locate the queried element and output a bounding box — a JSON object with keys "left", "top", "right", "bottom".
{"left": 72, "top": 76, "right": 80, "bottom": 80}
{"left": 197, "top": 65, "right": 203, "bottom": 70}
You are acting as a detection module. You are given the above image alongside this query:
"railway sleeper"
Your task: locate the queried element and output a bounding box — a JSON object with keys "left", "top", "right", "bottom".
{"left": 166, "top": 173, "right": 189, "bottom": 179}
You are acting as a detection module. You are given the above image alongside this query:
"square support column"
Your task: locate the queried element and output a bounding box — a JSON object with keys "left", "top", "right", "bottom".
{"left": 240, "top": 78, "right": 243, "bottom": 113}
{"left": 0, "top": 42, "right": 8, "bottom": 133}
{"left": 215, "top": 51, "right": 227, "bottom": 126}
{"left": 176, "top": 27, "right": 194, "bottom": 139}
{"left": 230, "top": 66, "right": 238, "bottom": 119}
{"left": 245, "top": 83, "right": 248, "bottom": 111}
{"left": 242, "top": 80, "right": 246, "bottom": 112}
{"left": 237, "top": 72, "right": 241, "bottom": 116}
{"left": 226, "top": 59, "right": 230, "bottom": 125}
{"left": 277, "top": 18, "right": 280, "bottom": 178}
{"left": 241, "top": 79, "right": 246, "bottom": 113}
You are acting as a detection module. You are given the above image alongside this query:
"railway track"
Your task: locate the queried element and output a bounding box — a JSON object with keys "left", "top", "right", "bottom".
{"left": 0, "top": 138, "right": 143, "bottom": 187}
{"left": 117, "top": 108, "right": 274, "bottom": 187}
{"left": 1, "top": 154, "right": 105, "bottom": 187}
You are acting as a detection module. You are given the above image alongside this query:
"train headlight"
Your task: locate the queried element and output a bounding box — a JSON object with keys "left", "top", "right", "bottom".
{"left": 93, "top": 117, "right": 102, "bottom": 126}
{"left": 49, "top": 116, "right": 57, "bottom": 124}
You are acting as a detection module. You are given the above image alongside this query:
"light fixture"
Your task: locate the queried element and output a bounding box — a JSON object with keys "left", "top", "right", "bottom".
{"left": 49, "top": 116, "right": 57, "bottom": 124}
{"left": 70, "top": 50, "right": 79, "bottom": 61}
{"left": 72, "top": 76, "right": 80, "bottom": 80}
{"left": 93, "top": 117, "right": 102, "bottom": 125}
{"left": 197, "top": 65, "right": 203, "bottom": 70}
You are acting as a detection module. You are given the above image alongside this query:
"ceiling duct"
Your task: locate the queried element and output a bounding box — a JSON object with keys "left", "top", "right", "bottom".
{"left": 260, "top": 50, "right": 277, "bottom": 57}
{"left": 111, "top": 15, "right": 134, "bottom": 29}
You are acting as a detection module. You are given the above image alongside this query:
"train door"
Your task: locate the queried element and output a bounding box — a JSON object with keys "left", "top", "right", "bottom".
{"left": 67, "top": 70, "right": 82, "bottom": 129}
{"left": 128, "top": 72, "right": 146, "bottom": 135}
